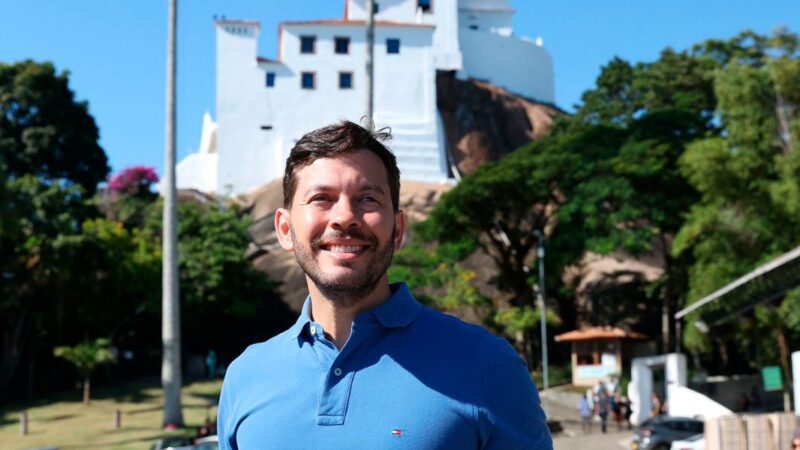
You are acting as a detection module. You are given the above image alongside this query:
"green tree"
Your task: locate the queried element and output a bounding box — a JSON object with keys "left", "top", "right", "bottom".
{"left": 143, "top": 199, "right": 275, "bottom": 355}
{"left": 0, "top": 61, "right": 108, "bottom": 193}
{"left": 418, "top": 40, "right": 724, "bottom": 359}
{"left": 53, "top": 338, "right": 116, "bottom": 405}
{"left": 0, "top": 60, "right": 108, "bottom": 398}
{"left": 674, "top": 31, "right": 800, "bottom": 381}
{"left": 0, "top": 175, "right": 90, "bottom": 397}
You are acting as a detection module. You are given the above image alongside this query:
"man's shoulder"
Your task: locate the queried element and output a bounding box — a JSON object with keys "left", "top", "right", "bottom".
{"left": 412, "top": 304, "right": 519, "bottom": 364}
{"left": 226, "top": 328, "right": 296, "bottom": 378}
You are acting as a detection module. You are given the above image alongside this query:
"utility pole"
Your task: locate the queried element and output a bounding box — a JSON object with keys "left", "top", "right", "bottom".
{"left": 162, "top": 0, "right": 184, "bottom": 428}
{"left": 364, "top": 0, "right": 375, "bottom": 129}
{"left": 533, "top": 230, "right": 549, "bottom": 416}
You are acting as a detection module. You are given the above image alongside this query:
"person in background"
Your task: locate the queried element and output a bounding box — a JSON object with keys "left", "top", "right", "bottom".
{"left": 612, "top": 393, "right": 623, "bottom": 430}
{"left": 650, "top": 392, "right": 662, "bottom": 417}
{"left": 578, "top": 393, "right": 592, "bottom": 433}
{"left": 205, "top": 350, "right": 217, "bottom": 379}
{"left": 619, "top": 395, "right": 632, "bottom": 430}
{"left": 594, "top": 383, "right": 610, "bottom": 434}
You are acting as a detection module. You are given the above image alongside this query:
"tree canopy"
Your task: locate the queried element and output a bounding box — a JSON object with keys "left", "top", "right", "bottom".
{"left": 410, "top": 29, "right": 800, "bottom": 375}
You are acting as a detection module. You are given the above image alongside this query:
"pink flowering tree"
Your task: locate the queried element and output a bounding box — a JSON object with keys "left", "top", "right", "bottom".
{"left": 108, "top": 166, "right": 159, "bottom": 198}
{"left": 106, "top": 166, "right": 159, "bottom": 226}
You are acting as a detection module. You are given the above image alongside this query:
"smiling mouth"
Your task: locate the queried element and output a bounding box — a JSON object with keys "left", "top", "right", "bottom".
{"left": 324, "top": 245, "right": 366, "bottom": 253}
{"left": 318, "top": 241, "right": 370, "bottom": 255}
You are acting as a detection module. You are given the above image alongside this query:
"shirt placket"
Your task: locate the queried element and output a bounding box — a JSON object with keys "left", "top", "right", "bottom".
{"left": 309, "top": 321, "right": 375, "bottom": 426}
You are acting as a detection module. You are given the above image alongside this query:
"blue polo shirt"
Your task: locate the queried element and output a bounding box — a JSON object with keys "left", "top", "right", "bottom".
{"left": 218, "top": 283, "right": 552, "bottom": 449}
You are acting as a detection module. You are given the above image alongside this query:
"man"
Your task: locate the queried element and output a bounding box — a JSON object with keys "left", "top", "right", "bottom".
{"left": 218, "top": 121, "right": 552, "bottom": 449}
{"left": 594, "top": 383, "right": 609, "bottom": 434}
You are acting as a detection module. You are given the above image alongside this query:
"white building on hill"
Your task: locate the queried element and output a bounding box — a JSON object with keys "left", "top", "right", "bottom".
{"left": 177, "top": 0, "right": 554, "bottom": 195}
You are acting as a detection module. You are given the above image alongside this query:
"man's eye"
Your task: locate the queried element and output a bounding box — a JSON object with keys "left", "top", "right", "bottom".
{"left": 309, "top": 195, "right": 332, "bottom": 203}
{"left": 360, "top": 195, "right": 378, "bottom": 203}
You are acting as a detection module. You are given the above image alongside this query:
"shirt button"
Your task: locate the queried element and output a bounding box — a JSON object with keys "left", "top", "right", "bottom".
{"left": 333, "top": 368, "right": 342, "bottom": 376}
{"left": 310, "top": 326, "right": 316, "bottom": 336}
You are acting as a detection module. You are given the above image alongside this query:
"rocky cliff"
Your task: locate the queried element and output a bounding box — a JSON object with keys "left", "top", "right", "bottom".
{"left": 437, "top": 72, "right": 561, "bottom": 176}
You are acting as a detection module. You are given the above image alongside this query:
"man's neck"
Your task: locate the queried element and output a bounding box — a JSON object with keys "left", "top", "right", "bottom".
{"left": 307, "top": 278, "right": 392, "bottom": 350}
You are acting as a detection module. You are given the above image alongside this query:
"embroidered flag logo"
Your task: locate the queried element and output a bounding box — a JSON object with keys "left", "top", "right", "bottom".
{"left": 391, "top": 428, "right": 403, "bottom": 437}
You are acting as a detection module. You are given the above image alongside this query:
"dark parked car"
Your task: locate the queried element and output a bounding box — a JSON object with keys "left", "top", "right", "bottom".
{"left": 630, "top": 416, "right": 704, "bottom": 450}
{"left": 150, "top": 437, "right": 193, "bottom": 450}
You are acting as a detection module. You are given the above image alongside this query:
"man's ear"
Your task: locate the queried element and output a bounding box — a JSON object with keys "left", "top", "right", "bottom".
{"left": 393, "top": 210, "right": 405, "bottom": 251}
{"left": 274, "top": 207, "right": 295, "bottom": 251}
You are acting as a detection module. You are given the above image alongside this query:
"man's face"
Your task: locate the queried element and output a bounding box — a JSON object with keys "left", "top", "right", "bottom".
{"left": 275, "top": 150, "right": 404, "bottom": 305}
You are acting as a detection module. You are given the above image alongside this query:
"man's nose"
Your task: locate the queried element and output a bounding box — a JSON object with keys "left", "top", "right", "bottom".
{"left": 330, "top": 197, "right": 361, "bottom": 230}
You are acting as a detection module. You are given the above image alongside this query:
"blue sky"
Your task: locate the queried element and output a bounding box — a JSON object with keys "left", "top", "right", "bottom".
{"left": 1, "top": 0, "right": 797, "bottom": 177}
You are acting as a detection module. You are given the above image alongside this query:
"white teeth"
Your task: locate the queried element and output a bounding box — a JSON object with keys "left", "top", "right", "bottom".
{"left": 328, "top": 245, "right": 362, "bottom": 253}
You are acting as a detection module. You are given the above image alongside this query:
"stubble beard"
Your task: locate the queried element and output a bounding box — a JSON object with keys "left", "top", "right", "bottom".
{"left": 291, "top": 226, "right": 395, "bottom": 308}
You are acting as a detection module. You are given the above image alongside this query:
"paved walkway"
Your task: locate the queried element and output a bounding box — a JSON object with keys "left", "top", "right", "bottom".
{"left": 544, "top": 388, "right": 634, "bottom": 450}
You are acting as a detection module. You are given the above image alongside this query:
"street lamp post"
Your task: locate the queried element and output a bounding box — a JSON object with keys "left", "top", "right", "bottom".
{"left": 533, "top": 230, "right": 549, "bottom": 415}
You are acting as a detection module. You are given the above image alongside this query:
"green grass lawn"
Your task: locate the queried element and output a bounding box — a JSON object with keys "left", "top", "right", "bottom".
{"left": 0, "top": 378, "right": 222, "bottom": 450}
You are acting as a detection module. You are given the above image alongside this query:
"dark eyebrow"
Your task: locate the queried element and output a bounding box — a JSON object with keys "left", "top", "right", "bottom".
{"left": 301, "top": 184, "right": 334, "bottom": 197}
{"left": 359, "top": 183, "right": 386, "bottom": 195}
{"left": 301, "top": 183, "right": 386, "bottom": 197}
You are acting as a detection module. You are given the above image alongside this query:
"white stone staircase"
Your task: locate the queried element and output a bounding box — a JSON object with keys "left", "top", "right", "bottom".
{"left": 387, "top": 121, "right": 451, "bottom": 183}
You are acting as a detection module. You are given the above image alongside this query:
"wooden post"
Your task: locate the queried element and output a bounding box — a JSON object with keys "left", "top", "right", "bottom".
{"left": 114, "top": 409, "right": 121, "bottom": 429}
{"left": 20, "top": 411, "right": 28, "bottom": 436}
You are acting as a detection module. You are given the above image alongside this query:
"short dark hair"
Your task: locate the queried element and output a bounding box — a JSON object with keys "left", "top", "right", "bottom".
{"left": 283, "top": 121, "right": 401, "bottom": 211}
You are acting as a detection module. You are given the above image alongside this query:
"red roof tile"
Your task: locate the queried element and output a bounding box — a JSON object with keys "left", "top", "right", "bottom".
{"left": 280, "top": 19, "right": 434, "bottom": 28}
{"left": 555, "top": 326, "right": 647, "bottom": 342}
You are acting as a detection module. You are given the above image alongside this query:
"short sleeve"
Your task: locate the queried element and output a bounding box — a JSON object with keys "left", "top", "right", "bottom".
{"left": 217, "top": 374, "right": 238, "bottom": 450}
{"left": 476, "top": 340, "right": 553, "bottom": 450}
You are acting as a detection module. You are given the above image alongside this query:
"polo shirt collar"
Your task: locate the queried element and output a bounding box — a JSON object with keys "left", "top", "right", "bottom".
{"left": 288, "top": 297, "right": 314, "bottom": 341}
{"left": 288, "top": 282, "right": 421, "bottom": 341}
{"left": 362, "top": 282, "right": 421, "bottom": 328}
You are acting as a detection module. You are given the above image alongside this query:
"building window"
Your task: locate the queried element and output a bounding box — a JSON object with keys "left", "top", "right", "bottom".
{"left": 386, "top": 38, "right": 400, "bottom": 54}
{"left": 575, "top": 342, "right": 596, "bottom": 365}
{"left": 418, "top": 0, "right": 432, "bottom": 12}
{"left": 469, "top": 24, "right": 478, "bottom": 30}
{"left": 300, "top": 35, "right": 316, "bottom": 54}
{"left": 339, "top": 72, "right": 353, "bottom": 89}
{"left": 301, "top": 72, "right": 315, "bottom": 89}
{"left": 334, "top": 36, "right": 350, "bottom": 54}
{"left": 265, "top": 72, "right": 275, "bottom": 87}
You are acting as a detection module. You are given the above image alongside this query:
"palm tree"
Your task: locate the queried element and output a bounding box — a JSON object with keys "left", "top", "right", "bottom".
{"left": 162, "top": 0, "right": 184, "bottom": 427}
{"left": 53, "top": 339, "right": 116, "bottom": 405}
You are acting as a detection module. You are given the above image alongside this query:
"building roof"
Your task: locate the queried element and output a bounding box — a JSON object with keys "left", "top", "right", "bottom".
{"left": 674, "top": 244, "right": 800, "bottom": 324}
{"left": 555, "top": 326, "right": 647, "bottom": 342}
{"left": 280, "top": 19, "right": 434, "bottom": 28}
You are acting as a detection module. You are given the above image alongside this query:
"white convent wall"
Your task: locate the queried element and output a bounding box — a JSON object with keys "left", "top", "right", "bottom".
{"left": 215, "top": 21, "right": 275, "bottom": 195}
{"left": 177, "top": 0, "right": 555, "bottom": 194}
{"left": 458, "top": 8, "right": 513, "bottom": 36}
{"left": 347, "top": 0, "right": 463, "bottom": 71}
{"left": 347, "top": 0, "right": 417, "bottom": 22}
{"left": 208, "top": 20, "right": 442, "bottom": 195}
{"left": 459, "top": 27, "right": 555, "bottom": 103}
